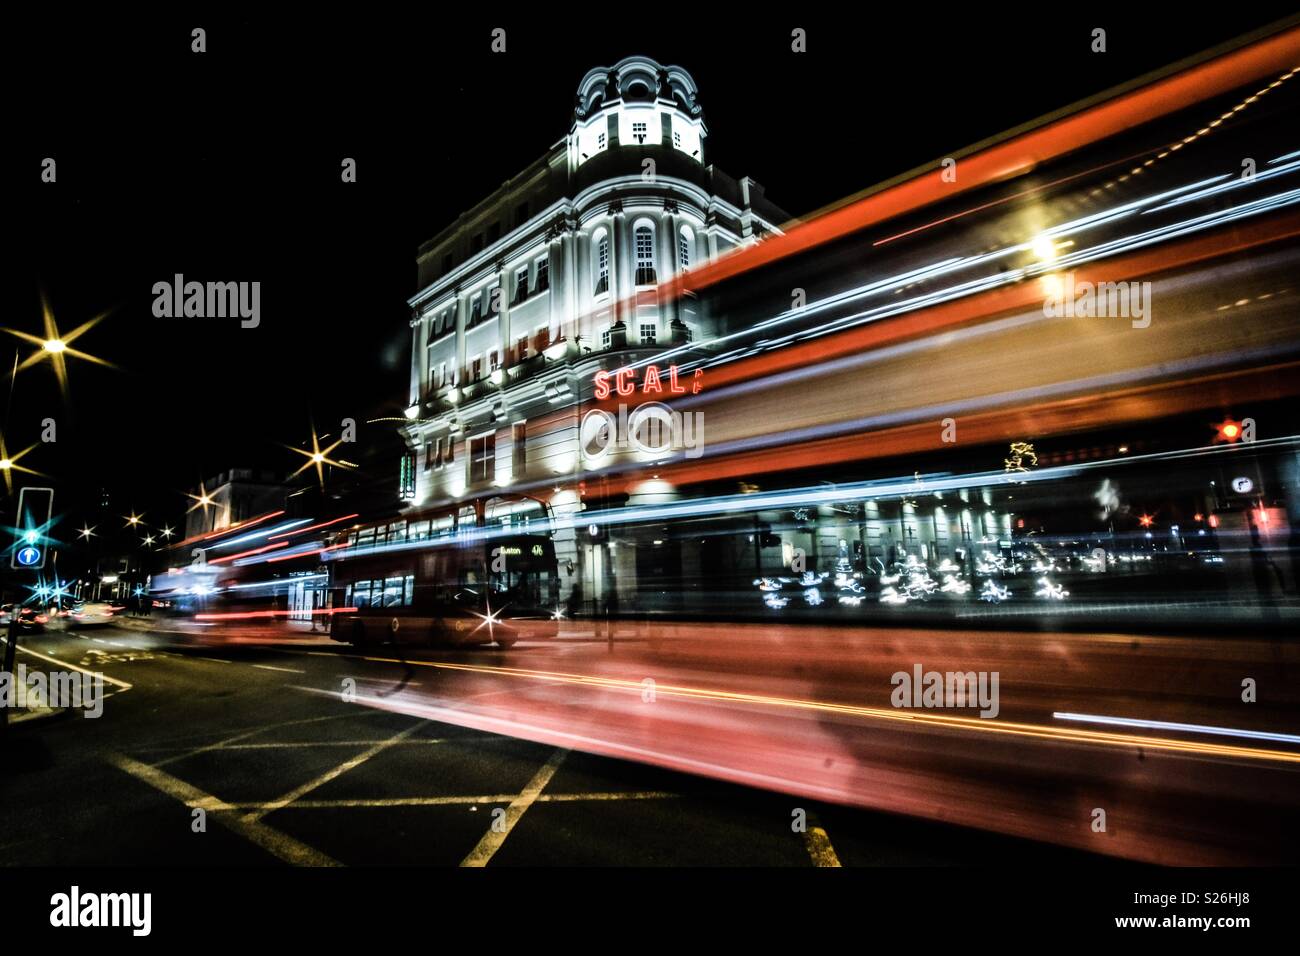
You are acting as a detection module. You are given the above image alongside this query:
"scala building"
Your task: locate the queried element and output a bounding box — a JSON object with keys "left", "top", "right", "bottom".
{"left": 399, "top": 55, "right": 787, "bottom": 608}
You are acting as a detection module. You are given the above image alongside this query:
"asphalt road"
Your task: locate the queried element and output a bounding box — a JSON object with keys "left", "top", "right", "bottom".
{"left": 0, "top": 624, "right": 1107, "bottom": 867}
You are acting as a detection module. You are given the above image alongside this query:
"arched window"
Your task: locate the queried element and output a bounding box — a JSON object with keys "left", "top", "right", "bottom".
{"left": 594, "top": 231, "right": 610, "bottom": 296}
{"left": 678, "top": 225, "right": 695, "bottom": 270}
{"left": 634, "top": 224, "right": 656, "bottom": 285}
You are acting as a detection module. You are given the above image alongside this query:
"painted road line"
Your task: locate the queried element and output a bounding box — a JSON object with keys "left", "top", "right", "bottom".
{"left": 109, "top": 753, "right": 340, "bottom": 867}
{"left": 243, "top": 722, "right": 426, "bottom": 822}
{"left": 153, "top": 712, "right": 358, "bottom": 769}
{"left": 803, "top": 810, "right": 842, "bottom": 867}
{"left": 224, "top": 791, "right": 678, "bottom": 811}
{"left": 251, "top": 664, "right": 306, "bottom": 674}
{"left": 136, "top": 738, "right": 448, "bottom": 753}
{"left": 461, "top": 748, "right": 568, "bottom": 867}
{"left": 10, "top": 641, "right": 133, "bottom": 690}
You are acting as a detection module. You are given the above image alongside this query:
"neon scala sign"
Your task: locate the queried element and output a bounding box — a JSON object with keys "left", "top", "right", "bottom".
{"left": 593, "top": 364, "right": 704, "bottom": 400}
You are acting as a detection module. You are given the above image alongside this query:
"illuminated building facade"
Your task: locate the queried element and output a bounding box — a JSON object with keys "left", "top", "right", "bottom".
{"left": 401, "top": 56, "right": 786, "bottom": 607}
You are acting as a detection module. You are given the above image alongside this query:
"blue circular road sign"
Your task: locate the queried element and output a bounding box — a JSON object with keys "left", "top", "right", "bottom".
{"left": 16, "top": 546, "right": 41, "bottom": 567}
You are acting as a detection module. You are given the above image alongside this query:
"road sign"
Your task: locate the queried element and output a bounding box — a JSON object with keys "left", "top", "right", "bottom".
{"left": 10, "top": 487, "right": 54, "bottom": 570}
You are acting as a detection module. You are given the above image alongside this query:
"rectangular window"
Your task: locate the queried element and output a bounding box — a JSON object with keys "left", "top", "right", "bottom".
{"left": 489, "top": 350, "right": 499, "bottom": 372}
{"left": 381, "top": 576, "right": 406, "bottom": 608}
{"left": 673, "top": 130, "right": 682, "bottom": 148}
{"left": 445, "top": 438, "right": 455, "bottom": 464}
{"left": 536, "top": 325, "right": 550, "bottom": 352}
{"left": 471, "top": 356, "right": 482, "bottom": 381}
{"left": 632, "top": 121, "right": 647, "bottom": 143}
{"left": 678, "top": 233, "right": 691, "bottom": 269}
{"left": 425, "top": 439, "right": 437, "bottom": 471}
{"left": 470, "top": 295, "right": 482, "bottom": 324}
{"left": 514, "top": 266, "right": 529, "bottom": 303}
{"left": 635, "top": 228, "right": 656, "bottom": 285}
{"left": 517, "top": 335, "right": 528, "bottom": 361}
{"left": 535, "top": 258, "right": 549, "bottom": 292}
{"left": 469, "top": 433, "right": 496, "bottom": 484}
{"left": 640, "top": 323, "right": 657, "bottom": 345}
{"left": 595, "top": 238, "right": 610, "bottom": 296}
{"left": 597, "top": 132, "right": 606, "bottom": 150}
{"left": 601, "top": 326, "right": 612, "bottom": 349}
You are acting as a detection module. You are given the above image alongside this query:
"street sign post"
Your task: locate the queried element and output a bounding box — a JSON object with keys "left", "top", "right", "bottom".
{"left": 10, "top": 487, "right": 54, "bottom": 571}
{"left": 3, "top": 487, "right": 55, "bottom": 731}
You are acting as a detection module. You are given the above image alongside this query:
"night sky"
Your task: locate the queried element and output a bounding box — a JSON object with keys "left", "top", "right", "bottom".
{"left": 8, "top": 9, "right": 1292, "bottom": 531}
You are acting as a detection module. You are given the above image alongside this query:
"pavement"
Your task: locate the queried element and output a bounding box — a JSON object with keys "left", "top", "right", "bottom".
{"left": 0, "top": 624, "right": 1114, "bottom": 867}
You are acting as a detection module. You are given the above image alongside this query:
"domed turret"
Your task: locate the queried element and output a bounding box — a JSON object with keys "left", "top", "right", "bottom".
{"left": 570, "top": 56, "right": 706, "bottom": 167}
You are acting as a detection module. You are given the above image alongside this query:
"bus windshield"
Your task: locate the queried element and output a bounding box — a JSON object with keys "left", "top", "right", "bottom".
{"left": 488, "top": 539, "right": 558, "bottom": 608}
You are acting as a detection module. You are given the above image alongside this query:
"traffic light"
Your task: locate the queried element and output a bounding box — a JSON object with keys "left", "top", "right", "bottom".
{"left": 10, "top": 487, "right": 54, "bottom": 570}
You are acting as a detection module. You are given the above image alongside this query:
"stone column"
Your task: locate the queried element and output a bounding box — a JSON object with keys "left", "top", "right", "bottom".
{"left": 454, "top": 288, "right": 467, "bottom": 386}
{"left": 611, "top": 201, "right": 630, "bottom": 327}
{"left": 409, "top": 322, "right": 422, "bottom": 407}
{"left": 659, "top": 204, "right": 679, "bottom": 330}
{"left": 496, "top": 260, "right": 511, "bottom": 371}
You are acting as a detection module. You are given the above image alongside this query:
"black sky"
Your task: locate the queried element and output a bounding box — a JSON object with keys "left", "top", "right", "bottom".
{"left": 8, "top": 8, "right": 1294, "bottom": 530}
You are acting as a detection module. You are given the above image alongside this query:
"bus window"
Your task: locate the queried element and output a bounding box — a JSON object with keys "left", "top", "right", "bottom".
{"left": 491, "top": 567, "right": 555, "bottom": 606}
{"left": 351, "top": 580, "right": 373, "bottom": 608}
{"left": 380, "top": 574, "right": 413, "bottom": 607}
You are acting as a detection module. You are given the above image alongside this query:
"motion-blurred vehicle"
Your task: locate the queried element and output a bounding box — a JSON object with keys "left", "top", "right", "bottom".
{"left": 0, "top": 604, "right": 48, "bottom": 632}
{"left": 66, "top": 601, "right": 122, "bottom": 628}
{"left": 329, "top": 494, "right": 562, "bottom": 649}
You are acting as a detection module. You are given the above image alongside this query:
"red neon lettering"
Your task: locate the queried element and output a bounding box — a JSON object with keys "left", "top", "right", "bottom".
{"left": 615, "top": 367, "right": 635, "bottom": 397}
{"left": 643, "top": 365, "right": 662, "bottom": 393}
{"left": 669, "top": 365, "right": 685, "bottom": 393}
{"left": 594, "top": 370, "right": 611, "bottom": 400}
{"left": 692, "top": 369, "right": 704, "bottom": 394}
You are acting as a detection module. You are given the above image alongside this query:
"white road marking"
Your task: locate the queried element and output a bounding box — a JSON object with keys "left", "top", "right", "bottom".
{"left": 109, "top": 753, "right": 339, "bottom": 867}
{"left": 221, "top": 791, "right": 677, "bottom": 810}
{"left": 243, "top": 722, "right": 426, "bottom": 822}
{"left": 153, "top": 713, "right": 358, "bottom": 768}
{"left": 11, "top": 641, "right": 133, "bottom": 690}
{"left": 251, "top": 664, "right": 305, "bottom": 674}
{"left": 461, "top": 748, "right": 568, "bottom": 867}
